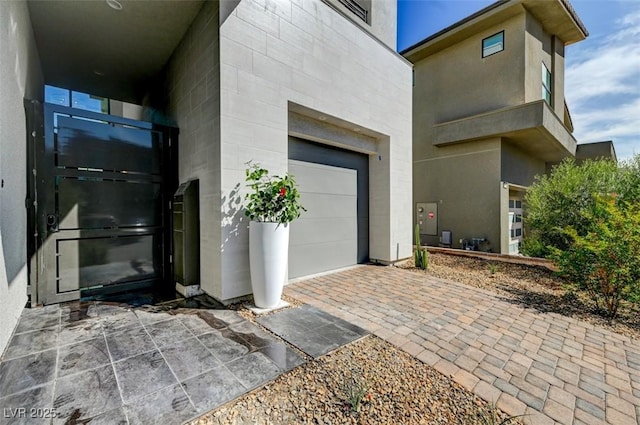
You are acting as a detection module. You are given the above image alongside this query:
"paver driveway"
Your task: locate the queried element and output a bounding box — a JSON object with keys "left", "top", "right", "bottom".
{"left": 285, "top": 265, "right": 640, "bottom": 425}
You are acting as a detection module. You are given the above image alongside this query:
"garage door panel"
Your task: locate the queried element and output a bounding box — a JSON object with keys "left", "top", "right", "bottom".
{"left": 289, "top": 161, "right": 357, "bottom": 196}
{"left": 288, "top": 160, "right": 358, "bottom": 279}
{"left": 289, "top": 217, "right": 357, "bottom": 246}
{"left": 298, "top": 193, "right": 357, "bottom": 219}
{"left": 289, "top": 240, "right": 357, "bottom": 279}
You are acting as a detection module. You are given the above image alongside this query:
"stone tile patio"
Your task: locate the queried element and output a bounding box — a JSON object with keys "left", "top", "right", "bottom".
{"left": 285, "top": 265, "right": 640, "bottom": 425}
{"left": 0, "top": 301, "right": 305, "bottom": 425}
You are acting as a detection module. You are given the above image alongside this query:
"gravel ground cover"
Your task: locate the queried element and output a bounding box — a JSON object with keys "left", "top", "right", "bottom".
{"left": 188, "top": 252, "right": 638, "bottom": 424}
{"left": 188, "top": 335, "right": 517, "bottom": 425}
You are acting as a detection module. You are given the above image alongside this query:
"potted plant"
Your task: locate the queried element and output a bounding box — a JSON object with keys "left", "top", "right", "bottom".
{"left": 244, "top": 162, "right": 305, "bottom": 308}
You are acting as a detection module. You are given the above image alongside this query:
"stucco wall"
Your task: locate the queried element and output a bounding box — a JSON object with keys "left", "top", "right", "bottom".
{"left": 524, "top": 14, "right": 566, "bottom": 119}
{"left": 414, "top": 10, "right": 526, "bottom": 134}
{"left": 159, "top": 1, "right": 221, "bottom": 298}
{"left": 218, "top": 0, "right": 412, "bottom": 300}
{"left": 501, "top": 142, "right": 546, "bottom": 187}
{"left": 414, "top": 139, "right": 502, "bottom": 251}
{"left": 0, "top": 0, "right": 43, "bottom": 355}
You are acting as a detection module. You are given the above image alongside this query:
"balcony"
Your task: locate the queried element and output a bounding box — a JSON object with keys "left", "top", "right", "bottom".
{"left": 432, "top": 100, "right": 577, "bottom": 162}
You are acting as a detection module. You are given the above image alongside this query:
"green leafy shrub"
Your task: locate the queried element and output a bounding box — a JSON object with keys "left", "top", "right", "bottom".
{"left": 553, "top": 195, "right": 640, "bottom": 319}
{"left": 522, "top": 158, "right": 619, "bottom": 257}
{"left": 244, "top": 162, "right": 306, "bottom": 223}
{"left": 522, "top": 155, "right": 640, "bottom": 257}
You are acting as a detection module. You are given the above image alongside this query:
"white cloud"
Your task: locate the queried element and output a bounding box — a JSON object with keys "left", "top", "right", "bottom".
{"left": 566, "top": 7, "right": 640, "bottom": 160}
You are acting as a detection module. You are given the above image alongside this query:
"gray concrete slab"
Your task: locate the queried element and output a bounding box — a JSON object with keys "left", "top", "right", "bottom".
{"left": 257, "top": 304, "right": 368, "bottom": 358}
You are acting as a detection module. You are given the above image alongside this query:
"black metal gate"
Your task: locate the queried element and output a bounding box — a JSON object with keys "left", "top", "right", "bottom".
{"left": 26, "top": 102, "right": 178, "bottom": 305}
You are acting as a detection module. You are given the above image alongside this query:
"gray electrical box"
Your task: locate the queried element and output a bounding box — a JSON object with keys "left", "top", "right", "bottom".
{"left": 416, "top": 202, "right": 438, "bottom": 235}
{"left": 173, "top": 180, "right": 199, "bottom": 287}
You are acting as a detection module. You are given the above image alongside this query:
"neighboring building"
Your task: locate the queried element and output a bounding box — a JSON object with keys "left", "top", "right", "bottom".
{"left": 0, "top": 0, "right": 412, "bottom": 354}
{"left": 402, "top": 0, "right": 615, "bottom": 255}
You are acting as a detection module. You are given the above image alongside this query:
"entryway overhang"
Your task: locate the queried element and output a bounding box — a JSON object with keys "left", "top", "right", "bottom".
{"left": 26, "top": 0, "right": 204, "bottom": 103}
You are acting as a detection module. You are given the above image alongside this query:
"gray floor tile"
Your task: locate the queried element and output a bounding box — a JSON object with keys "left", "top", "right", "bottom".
{"left": 57, "top": 336, "right": 110, "bottom": 377}
{"left": 160, "top": 337, "right": 221, "bottom": 381}
{"left": 258, "top": 342, "right": 305, "bottom": 372}
{"left": 256, "top": 305, "right": 367, "bottom": 358}
{"left": 181, "top": 366, "right": 246, "bottom": 413}
{"left": 19, "top": 304, "right": 59, "bottom": 318}
{"left": 52, "top": 365, "right": 120, "bottom": 425}
{"left": 198, "top": 331, "right": 249, "bottom": 363}
{"left": 146, "top": 318, "right": 192, "bottom": 348}
{"left": 80, "top": 407, "right": 128, "bottom": 425}
{"left": 90, "top": 303, "right": 131, "bottom": 317}
{"left": 2, "top": 328, "right": 58, "bottom": 360}
{"left": 178, "top": 314, "right": 216, "bottom": 336}
{"left": 58, "top": 318, "right": 103, "bottom": 346}
{"left": 134, "top": 309, "right": 174, "bottom": 325}
{"left": 0, "top": 382, "right": 55, "bottom": 425}
{"left": 113, "top": 350, "right": 177, "bottom": 403}
{"left": 100, "top": 311, "right": 141, "bottom": 332}
{"left": 197, "top": 310, "right": 244, "bottom": 329}
{"left": 124, "top": 384, "right": 196, "bottom": 425}
{"left": 14, "top": 310, "right": 59, "bottom": 335}
{"left": 269, "top": 307, "right": 333, "bottom": 330}
{"left": 225, "top": 352, "right": 281, "bottom": 390}
{"left": 228, "top": 321, "right": 279, "bottom": 349}
{"left": 315, "top": 323, "right": 364, "bottom": 346}
{"left": 280, "top": 328, "right": 338, "bottom": 359}
{"left": 0, "top": 349, "right": 57, "bottom": 397}
{"left": 105, "top": 325, "right": 156, "bottom": 361}
{"left": 59, "top": 301, "right": 96, "bottom": 325}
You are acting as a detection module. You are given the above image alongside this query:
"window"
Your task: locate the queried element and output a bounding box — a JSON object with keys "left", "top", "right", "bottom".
{"left": 45, "top": 85, "right": 109, "bottom": 114}
{"left": 482, "top": 31, "right": 504, "bottom": 57}
{"left": 338, "top": 0, "right": 370, "bottom": 24}
{"left": 542, "top": 63, "right": 552, "bottom": 105}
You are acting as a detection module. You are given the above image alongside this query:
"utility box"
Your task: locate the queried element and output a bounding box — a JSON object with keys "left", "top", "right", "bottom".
{"left": 173, "top": 180, "right": 200, "bottom": 295}
{"left": 416, "top": 202, "right": 438, "bottom": 235}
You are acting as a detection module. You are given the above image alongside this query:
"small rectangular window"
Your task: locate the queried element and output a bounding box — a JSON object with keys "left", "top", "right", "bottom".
{"left": 542, "top": 63, "right": 552, "bottom": 104}
{"left": 482, "top": 31, "right": 504, "bottom": 58}
{"left": 515, "top": 228, "right": 522, "bottom": 237}
{"left": 509, "top": 200, "right": 515, "bottom": 208}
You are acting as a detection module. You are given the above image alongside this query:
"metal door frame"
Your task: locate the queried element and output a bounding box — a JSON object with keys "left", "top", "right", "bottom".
{"left": 26, "top": 101, "right": 178, "bottom": 305}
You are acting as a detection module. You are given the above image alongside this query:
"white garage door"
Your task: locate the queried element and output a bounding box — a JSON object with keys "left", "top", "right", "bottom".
{"left": 288, "top": 160, "right": 357, "bottom": 279}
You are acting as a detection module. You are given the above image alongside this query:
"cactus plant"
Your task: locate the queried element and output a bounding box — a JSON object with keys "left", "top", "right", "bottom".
{"left": 414, "top": 224, "right": 428, "bottom": 270}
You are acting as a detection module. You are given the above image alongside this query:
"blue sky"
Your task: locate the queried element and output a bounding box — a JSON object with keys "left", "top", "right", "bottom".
{"left": 398, "top": 0, "right": 640, "bottom": 161}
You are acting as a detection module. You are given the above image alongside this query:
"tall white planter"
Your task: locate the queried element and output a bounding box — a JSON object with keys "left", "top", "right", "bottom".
{"left": 249, "top": 221, "right": 290, "bottom": 308}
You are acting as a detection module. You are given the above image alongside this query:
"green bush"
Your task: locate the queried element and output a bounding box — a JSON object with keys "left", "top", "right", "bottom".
{"left": 522, "top": 155, "right": 640, "bottom": 257}
{"left": 522, "top": 158, "right": 619, "bottom": 257}
{"left": 553, "top": 195, "right": 640, "bottom": 319}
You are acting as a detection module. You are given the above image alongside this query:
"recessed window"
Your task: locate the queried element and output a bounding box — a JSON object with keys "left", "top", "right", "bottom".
{"left": 542, "top": 63, "right": 552, "bottom": 105}
{"left": 338, "top": 0, "right": 370, "bottom": 24}
{"left": 482, "top": 31, "right": 504, "bottom": 58}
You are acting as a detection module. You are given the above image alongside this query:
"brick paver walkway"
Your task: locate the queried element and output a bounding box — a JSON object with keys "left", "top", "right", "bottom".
{"left": 285, "top": 265, "right": 640, "bottom": 425}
